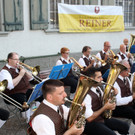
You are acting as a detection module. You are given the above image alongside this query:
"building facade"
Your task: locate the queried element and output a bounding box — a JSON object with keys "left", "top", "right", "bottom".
{"left": 0, "top": 0, "right": 135, "bottom": 61}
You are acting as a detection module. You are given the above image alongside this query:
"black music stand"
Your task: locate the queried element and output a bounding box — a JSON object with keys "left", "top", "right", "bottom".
{"left": 49, "top": 63, "right": 73, "bottom": 79}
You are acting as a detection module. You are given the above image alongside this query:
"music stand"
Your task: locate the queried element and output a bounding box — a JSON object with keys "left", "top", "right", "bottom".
{"left": 27, "top": 78, "right": 48, "bottom": 105}
{"left": 49, "top": 63, "right": 73, "bottom": 79}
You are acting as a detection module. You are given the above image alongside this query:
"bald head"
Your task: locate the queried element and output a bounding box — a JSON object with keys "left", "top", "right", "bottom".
{"left": 120, "top": 44, "right": 126, "bottom": 53}
{"left": 123, "top": 38, "right": 128, "bottom": 46}
{"left": 104, "top": 41, "right": 111, "bottom": 52}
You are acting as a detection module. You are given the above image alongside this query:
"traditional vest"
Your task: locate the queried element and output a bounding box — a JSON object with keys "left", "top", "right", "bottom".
{"left": 82, "top": 56, "right": 91, "bottom": 67}
{"left": 99, "top": 51, "right": 110, "bottom": 74}
{"left": 118, "top": 52, "right": 126, "bottom": 60}
{"left": 87, "top": 89, "right": 104, "bottom": 122}
{"left": 2, "top": 66, "right": 30, "bottom": 95}
{"left": 116, "top": 78, "right": 133, "bottom": 106}
{"left": 28, "top": 102, "right": 65, "bottom": 135}
{"left": 59, "top": 58, "right": 72, "bottom": 75}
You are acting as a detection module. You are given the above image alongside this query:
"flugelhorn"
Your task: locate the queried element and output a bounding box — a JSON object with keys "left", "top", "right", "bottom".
{"left": 67, "top": 73, "right": 99, "bottom": 129}
{"left": 70, "top": 57, "right": 84, "bottom": 71}
{"left": 0, "top": 80, "right": 29, "bottom": 110}
{"left": 91, "top": 55, "right": 106, "bottom": 66}
{"left": 18, "top": 62, "right": 42, "bottom": 83}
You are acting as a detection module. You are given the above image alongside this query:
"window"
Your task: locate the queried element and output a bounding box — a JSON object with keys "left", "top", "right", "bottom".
{"left": 0, "top": 0, "right": 24, "bottom": 32}
{"left": 115, "top": 0, "right": 135, "bottom": 27}
{"left": 48, "top": 0, "right": 94, "bottom": 31}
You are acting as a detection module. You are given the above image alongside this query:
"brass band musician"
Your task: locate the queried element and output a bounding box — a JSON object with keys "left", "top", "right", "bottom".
{"left": 82, "top": 67, "right": 129, "bottom": 135}
{"left": 112, "top": 60, "right": 135, "bottom": 125}
{"left": 28, "top": 79, "right": 84, "bottom": 135}
{"left": 96, "top": 41, "right": 111, "bottom": 75}
{"left": 56, "top": 47, "right": 78, "bottom": 100}
{"left": 78, "top": 46, "right": 97, "bottom": 74}
{"left": 0, "top": 52, "right": 43, "bottom": 122}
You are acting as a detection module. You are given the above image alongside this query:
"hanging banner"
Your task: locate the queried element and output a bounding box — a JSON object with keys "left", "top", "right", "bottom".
{"left": 58, "top": 3, "right": 124, "bottom": 32}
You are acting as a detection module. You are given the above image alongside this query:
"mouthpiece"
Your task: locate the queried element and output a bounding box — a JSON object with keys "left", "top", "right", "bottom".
{"left": 64, "top": 98, "right": 81, "bottom": 107}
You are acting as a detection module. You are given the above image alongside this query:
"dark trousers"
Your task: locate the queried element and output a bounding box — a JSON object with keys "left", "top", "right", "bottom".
{"left": 113, "top": 105, "right": 135, "bottom": 124}
{"left": 0, "top": 108, "right": 9, "bottom": 121}
{"left": 84, "top": 118, "right": 129, "bottom": 135}
{"left": 61, "top": 74, "right": 78, "bottom": 93}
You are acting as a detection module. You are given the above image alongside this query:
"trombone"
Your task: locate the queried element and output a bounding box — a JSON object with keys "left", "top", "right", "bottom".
{"left": 17, "top": 62, "right": 42, "bottom": 83}
{"left": 0, "top": 80, "right": 29, "bottom": 110}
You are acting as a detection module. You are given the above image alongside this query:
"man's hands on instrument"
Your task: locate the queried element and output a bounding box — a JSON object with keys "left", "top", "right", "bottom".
{"left": 65, "top": 121, "right": 84, "bottom": 135}
{"left": 104, "top": 99, "right": 116, "bottom": 110}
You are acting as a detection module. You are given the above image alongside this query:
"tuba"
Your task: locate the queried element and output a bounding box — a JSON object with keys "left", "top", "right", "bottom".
{"left": 128, "top": 34, "right": 135, "bottom": 52}
{"left": 67, "top": 74, "right": 99, "bottom": 128}
{"left": 103, "top": 62, "right": 127, "bottom": 118}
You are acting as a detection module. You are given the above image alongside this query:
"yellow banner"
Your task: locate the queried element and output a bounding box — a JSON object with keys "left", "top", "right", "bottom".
{"left": 58, "top": 4, "right": 124, "bottom": 32}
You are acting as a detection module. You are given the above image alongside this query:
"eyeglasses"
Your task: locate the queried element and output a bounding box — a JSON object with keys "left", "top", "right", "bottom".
{"left": 10, "top": 58, "right": 20, "bottom": 61}
{"left": 64, "top": 52, "right": 69, "bottom": 54}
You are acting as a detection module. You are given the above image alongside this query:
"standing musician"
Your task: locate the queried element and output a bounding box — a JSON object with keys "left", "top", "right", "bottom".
{"left": 28, "top": 79, "right": 84, "bottom": 135}
{"left": 78, "top": 46, "right": 97, "bottom": 74}
{"left": 0, "top": 108, "right": 9, "bottom": 128}
{"left": 0, "top": 52, "right": 42, "bottom": 122}
{"left": 96, "top": 41, "right": 111, "bottom": 75}
{"left": 112, "top": 60, "right": 135, "bottom": 125}
{"left": 83, "top": 67, "right": 129, "bottom": 135}
{"left": 56, "top": 47, "right": 78, "bottom": 100}
{"left": 117, "top": 44, "right": 134, "bottom": 66}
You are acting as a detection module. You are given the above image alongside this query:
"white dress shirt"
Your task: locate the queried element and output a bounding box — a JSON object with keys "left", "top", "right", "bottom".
{"left": 116, "top": 51, "right": 128, "bottom": 63}
{"left": 0, "top": 64, "right": 18, "bottom": 90}
{"left": 83, "top": 87, "right": 103, "bottom": 119}
{"left": 114, "top": 75, "right": 133, "bottom": 106}
{"left": 78, "top": 55, "right": 96, "bottom": 67}
{"left": 56, "top": 56, "right": 73, "bottom": 65}
{"left": 96, "top": 50, "right": 106, "bottom": 67}
{"left": 32, "top": 99, "right": 69, "bottom": 135}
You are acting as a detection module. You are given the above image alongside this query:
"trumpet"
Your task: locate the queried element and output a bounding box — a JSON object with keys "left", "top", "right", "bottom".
{"left": 17, "top": 62, "right": 42, "bottom": 83}
{"left": 91, "top": 55, "right": 106, "bottom": 66}
{"left": 0, "top": 80, "right": 29, "bottom": 110}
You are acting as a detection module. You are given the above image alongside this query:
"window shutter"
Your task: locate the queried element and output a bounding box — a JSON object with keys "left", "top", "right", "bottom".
{"left": 3, "top": 0, "right": 24, "bottom": 31}
{"left": 30, "top": 0, "right": 48, "bottom": 30}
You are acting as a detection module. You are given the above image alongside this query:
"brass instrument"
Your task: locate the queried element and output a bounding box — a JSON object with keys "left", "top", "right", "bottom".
{"left": 65, "top": 98, "right": 86, "bottom": 128}
{"left": 128, "top": 34, "right": 135, "bottom": 52}
{"left": 67, "top": 73, "right": 99, "bottom": 128}
{"left": 18, "top": 62, "right": 42, "bottom": 83}
{"left": 108, "top": 50, "right": 119, "bottom": 61}
{"left": 103, "top": 62, "right": 127, "bottom": 118}
{"left": 0, "top": 80, "right": 29, "bottom": 110}
{"left": 70, "top": 57, "right": 84, "bottom": 71}
{"left": 129, "top": 72, "right": 135, "bottom": 92}
{"left": 91, "top": 55, "right": 106, "bottom": 66}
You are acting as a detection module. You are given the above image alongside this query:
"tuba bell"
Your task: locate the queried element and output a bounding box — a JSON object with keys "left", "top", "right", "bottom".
{"left": 67, "top": 73, "right": 99, "bottom": 128}
{"left": 128, "top": 34, "right": 135, "bottom": 52}
{"left": 103, "top": 62, "right": 127, "bottom": 118}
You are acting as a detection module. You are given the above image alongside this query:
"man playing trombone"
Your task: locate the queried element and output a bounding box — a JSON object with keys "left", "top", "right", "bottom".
{"left": 0, "top": 52, "right": 42, "bottom": 122}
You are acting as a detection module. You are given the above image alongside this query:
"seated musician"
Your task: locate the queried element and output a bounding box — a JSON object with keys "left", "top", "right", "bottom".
{"left": 112, "top": 60, "right": 135, "bottom": 126}
{"left": 117, "top": 44, "right": 134, "bottom": 67}
{"left": 96, "top": 41, "right": 111, "bottom": 75}
{"left": 56, "top": 47, "right": 78, "bottom": 100}
{"left": 28, "top": 79, "right": 84, "bottom": 135}
{"left": 0, "top": 108, "right": 9, "bottom": 128}
{"left": 123, "top": 38, "right": 129, "bottom": 52}
{"left": 83, "top": 67, "right": 129, "bottom": 135}
{"left": 0, "top": 52, "right": 42, "bottom": 122}
{"left": 78, "top": 46, "right": 98, "bottom": 74}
